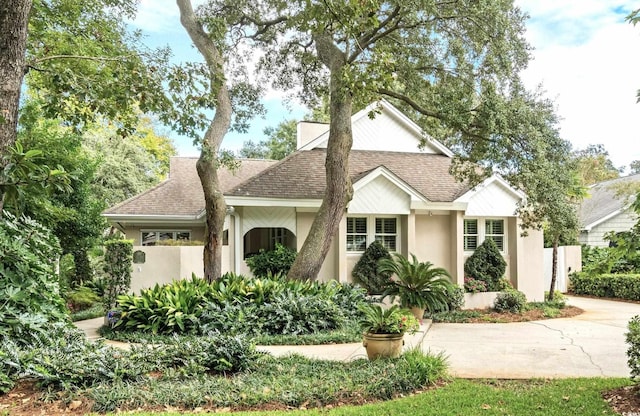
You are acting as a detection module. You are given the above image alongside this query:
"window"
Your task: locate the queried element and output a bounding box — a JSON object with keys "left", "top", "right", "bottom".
{"left": 141, "top": 230, "right": 191, "bottom": 246}
{"left": 463, "top": 218, "right": 506, "bottom": 252}
{"left": 485, "top": 219, "right": 505, "bottom": 251}
{"left": 347, "top": 216, "right": 398, "bottom": 252}
{"left": 375, "top": 218, "right": 397, "bottom": 251}
{"left": 347, "top": 217, "right": 367, "bottom": 252}
{"left": 463, "top": 219, "right": 478, "bottom": 251}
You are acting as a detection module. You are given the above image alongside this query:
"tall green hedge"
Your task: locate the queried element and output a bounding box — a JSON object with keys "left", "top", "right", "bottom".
{"left": 570, "top": 272, "right": 640, "bottom": 300}
{"left": 103, "top": 239, "right": 133, "bottom": 310}
{"left": 351, "top": 241, "right": 392, "bottom": 295}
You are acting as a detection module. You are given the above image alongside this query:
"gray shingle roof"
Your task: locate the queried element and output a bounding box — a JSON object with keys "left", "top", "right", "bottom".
{"left": 579, "top": 174, "right": 640, "bottom": 229}
{"left": 227, "top": 149, "right": 471, "bottom": 202}
{"left": 104, "top": 157, "right": 277, "bottom": 217}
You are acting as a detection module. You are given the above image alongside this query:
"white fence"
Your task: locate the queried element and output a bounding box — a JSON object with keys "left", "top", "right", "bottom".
{"left": 543, "top": 245, "right": 582, "bottom": 293}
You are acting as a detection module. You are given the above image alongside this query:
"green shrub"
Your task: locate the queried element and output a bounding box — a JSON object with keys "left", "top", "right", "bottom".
{"left": 0, "top": 212, "right": 68, "bottom": 345}
{"left": 464, "top": 276, "right": 487, "bottom": 293}
{"left": 66, "top": 286, "right": 100, "bottom": 312}
{"left": 351, "top": 240, "right": 392, "bottom": 294}
{"left": 103, "top": 239, "right": 133, "bottom": 310}
{"left": 494, "top": 290, "right": 527, "bottom": 313}
{"left": 445, "top": 285, "right": 465, "bottom": 311}
{"left": 116, "top": 275, "right": 212, "bottom": 334}
{"left": 259, "top": 292, "right": 345, "bottom": 335}
{"left": 464, "top": 238, "right": 507, "bottom": 292}
{"left": 245, "top": 243, "right": 296, "bottom": 277}
{"left": 570, "top": 272, "right": 640, "bottom": 300}
{"left": 627, "top": 315, "right": 640, "bottom": 381}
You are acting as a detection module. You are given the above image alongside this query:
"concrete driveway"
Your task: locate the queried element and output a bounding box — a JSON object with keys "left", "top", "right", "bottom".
{"left": 423, "top": 296, "right": 640, "bottom": 378}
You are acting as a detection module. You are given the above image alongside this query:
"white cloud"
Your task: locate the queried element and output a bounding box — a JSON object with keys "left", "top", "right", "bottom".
{"left": 517, "top": 0, "right": 640, "bottom": 172}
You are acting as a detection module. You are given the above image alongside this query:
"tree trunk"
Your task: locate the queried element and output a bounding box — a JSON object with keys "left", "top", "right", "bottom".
{"left": 0, "top": 0, "right": 32, "bottom": 208}
{"left": 548, "top": 235, "right": 559, "bottom": 301}
{"left": 287, "top": 35, "right": 353, "bottom": 281}
{"left": 177, "top": 0, "right": 231, "bottom": 282}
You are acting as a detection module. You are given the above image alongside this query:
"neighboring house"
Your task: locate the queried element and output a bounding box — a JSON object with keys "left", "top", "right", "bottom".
{"left": 578, "top": 174, "right": 640, "bottom": 247}
{"left": 104, "top": 100, "right": 544, "bottom": 300}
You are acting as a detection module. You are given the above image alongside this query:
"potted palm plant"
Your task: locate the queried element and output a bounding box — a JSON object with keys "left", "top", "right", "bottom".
{"left": 358, "top": 303, "right": 419, "bottom": 360}
{"left": 378, "top": 253, "right": 453, "bottom": 320}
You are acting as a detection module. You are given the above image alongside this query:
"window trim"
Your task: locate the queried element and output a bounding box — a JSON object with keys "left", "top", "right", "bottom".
{"left": 140, "top": 229, "right": 192, "bottom": 246}
{"left": 346, "top": 215, "right": 400, "bottom": 253}
{"left": 462, "top": 217, "right": 507, "bottom": 254}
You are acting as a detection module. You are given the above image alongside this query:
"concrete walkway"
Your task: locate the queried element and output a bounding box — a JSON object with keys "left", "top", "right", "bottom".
{"left": 74, "top": 296, "right": 640, "bottom": 378}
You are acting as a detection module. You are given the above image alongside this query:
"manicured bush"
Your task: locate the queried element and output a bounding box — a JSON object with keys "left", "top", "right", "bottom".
{"left": 570, "top": 272, "right": 640, "bottom": 300}
{"left": 351, "top": 240, "right": 393, "bottom": 294}
{"left": 245, "top": 243, "right": 297, "bottom": 277}
{"left": 444, "top": 285, "right": 465, "bottom": 311}
{"left": 0, "top": 212, "right": 68, "bottom": 345}
{"left": 464, "top": 238, "right": 507, "bottom": 292}
{"left": 103, "top": 239, "right": 133, "bottom": 310}
{"left": 627, "top": 315, "right": 640, "bottom": 381}
{"left": 493, "top": 290, "right": 527, "bottom": 313}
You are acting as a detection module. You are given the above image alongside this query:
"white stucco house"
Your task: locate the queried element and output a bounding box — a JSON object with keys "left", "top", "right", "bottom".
{"left": 103, "top": 100, "right": 545, "bottom": 300}
{"left": 579, "top": 174, "right": 640, "bottom": 247}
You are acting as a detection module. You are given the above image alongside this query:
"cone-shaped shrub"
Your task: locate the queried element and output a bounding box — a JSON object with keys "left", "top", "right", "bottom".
{"left": 464, "top": 238, "right": 506, "bottom": 292}
{"left": 352, "top": 241, "right": 392, "bottom": 294}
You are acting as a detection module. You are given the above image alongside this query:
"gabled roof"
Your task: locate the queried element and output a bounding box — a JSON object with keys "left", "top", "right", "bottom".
{"left": 226, "top": 149, "right": 470, "bottom": 203}
{"left": 298, "top": 100, "right": 454, "bottom": 157}
{"left": 103, "top": 157, "right": 277, "bottom": 218}
{"left": 579, "top": 174, "right": 640, "bottom": 230}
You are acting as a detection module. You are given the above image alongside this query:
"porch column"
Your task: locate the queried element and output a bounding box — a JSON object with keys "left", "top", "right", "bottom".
{"left": 406, "top": 210, "right": 416, "bottom": 257}
{"left": 450, "top": 211, "right": 465, "bottom": 286}
{"left": 336, "top": 215, "right": 348, "bottom": 283}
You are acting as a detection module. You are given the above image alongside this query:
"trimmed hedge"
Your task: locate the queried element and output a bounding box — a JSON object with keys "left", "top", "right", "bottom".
{"left": 570, "top": 272, "right": 640, "bottom": 300}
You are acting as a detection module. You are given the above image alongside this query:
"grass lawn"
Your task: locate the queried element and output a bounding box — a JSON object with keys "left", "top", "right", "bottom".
{"left": 118, "top": 378, "right": 633, "bottom": 416}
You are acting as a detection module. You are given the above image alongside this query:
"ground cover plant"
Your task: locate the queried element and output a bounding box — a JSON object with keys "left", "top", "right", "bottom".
{"left": 428, "top": 292, "right": 582, "bottom": 323}
{"left": 0, "top": 347, "right": 448, "bottom": 414}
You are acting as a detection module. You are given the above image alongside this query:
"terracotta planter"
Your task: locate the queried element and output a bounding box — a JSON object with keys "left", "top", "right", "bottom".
{"left": 362, "top": 332, "right": 404, "bottom": 360}
{"left": 409, "top": 306, "right": 425, "bottom": 321}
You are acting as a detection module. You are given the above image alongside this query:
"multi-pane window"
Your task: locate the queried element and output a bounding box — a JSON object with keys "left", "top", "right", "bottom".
{"left": 346, "top": 217, "right": 367, "bottom": 252}
{"left": 463, "top": 218, "right": 506, "bottom": 252}
{"left": 347, "top": 216, "right": 398, "bottom": 252}
{"left": 485, "top": 219, "right": 505, "bottom": 251}
{"left": 463, "top": 219, "right": 479, "bottom": 251}
{"left": 141, "top": 230, "right": 191, "bottom": 246}
{"left": 375, "top": 218, "right": 397, "bottom": 251}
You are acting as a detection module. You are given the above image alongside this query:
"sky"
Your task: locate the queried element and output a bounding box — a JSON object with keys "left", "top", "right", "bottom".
{"left": 131, "top": 1, "right": 640, "bottom": 173}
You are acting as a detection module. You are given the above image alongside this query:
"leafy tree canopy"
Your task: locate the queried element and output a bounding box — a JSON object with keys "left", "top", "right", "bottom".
{"left": 239, "top": 119, "right": 297, "bottom": 160}
{"left": 573, "top": 144, "right": 621, "bottom": 186}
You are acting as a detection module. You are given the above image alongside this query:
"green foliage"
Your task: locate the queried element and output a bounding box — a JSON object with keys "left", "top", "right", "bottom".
{"left": 116, "top": 275, "right": 211, "bottom": 334}
{"left": 573, "top": 144, "right": 621, "bottom": 186}
{"left": 238, "top": 119, "right": 297, "bottom": 160}
{"left": 379, "top": 253, "right": 453, "bottom": 312}
{"left": 103, "top": 239, "right": 133, "bottom": 310}
{"left": 87, "top": 352, "right": 448, "bottom": 413}
{"left": 627, "top": 315, "right": 640, "bottom": 381}
{"left": 0, "top": 212, "right": 68, "bottom": 345}
{"left": 358, "top": 304, "right": 420, "bottom": 335}
{"left": 464, "top": 276, "right": 488, "bottom": 293}
{"left": 258, "top": 292, "right": 345, "bottom": 335}
{"left": 112, "top": 273, "right": 368, "bottom": 338}
{"left": 493, "top": 290, "right": 527, "bottom": 313}
{"left": 570, "top": 272, "right": 640, "bottom": 300}
{"left": 351, "top": 240, "right": 393, "bottom": 295}
{"left": 464, "top": 238, "right": 507, "bottom": 292}
{"left": 71, "top": 304, "right": 104, "bottom": 322}
{"left": 581, "top": 244, "right": 617, "bottom": 275}
{"left": 65, "top": 286, "right": 100, "bottom": 312}
{"left": 245, "top": 243, "right": 297, "bottom": 278}
{"left": 0, "top": 323, "right": 260, "bottom": 395}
